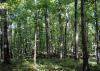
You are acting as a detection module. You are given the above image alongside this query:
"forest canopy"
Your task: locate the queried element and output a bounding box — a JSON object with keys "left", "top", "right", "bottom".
{"left": 0, "top": 0, "right": 100, "bottom": 71}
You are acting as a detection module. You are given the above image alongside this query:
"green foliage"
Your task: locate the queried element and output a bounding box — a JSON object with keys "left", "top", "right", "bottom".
{"left": 0, "top": 0, "right": 100, "bottom": 70}
{"left": 0, "top": 59, "right": 99, "bottom": 71}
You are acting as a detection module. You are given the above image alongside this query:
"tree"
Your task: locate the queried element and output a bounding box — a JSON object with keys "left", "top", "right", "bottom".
{"left": 81, "top": 0, "right": 89, "bottom": 71}
{"left": 45, "top": 0, "right": 50, "bottom": 58}
{"left": 94, "top": 0, "right": 99, "bottom": 64}
{"left": 58, "top": 0, "right": 63, "bottom": 59}
{"left": 64, "top": 9, "right": 69, "bottom": 58}
{"left": 33, "top": 0, "right": 38, "bottom": 64}
{"left": 3, "top": 12, "right": 11, "bottom": 64}
{"left": 0, "top": 0, "right": 11, "bottom": 64}
{"left": 0, "top": 20, "right": 3, "bottom": 60}
{"left": 73, "top": 0, "right": 78, "bottom": 60}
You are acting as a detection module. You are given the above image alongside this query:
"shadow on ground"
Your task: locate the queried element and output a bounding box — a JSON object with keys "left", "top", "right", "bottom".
{"left": 0, "top": 59, "right": 100, "bottom": 71}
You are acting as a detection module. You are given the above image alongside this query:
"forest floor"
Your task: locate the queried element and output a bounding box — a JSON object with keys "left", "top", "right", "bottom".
{"left": 0, "top": 58, "right": 100, "bottom": 71}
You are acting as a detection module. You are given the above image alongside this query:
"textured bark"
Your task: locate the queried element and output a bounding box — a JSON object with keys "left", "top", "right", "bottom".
{"left": 3, "top": 20, "right": 11, "bottom": 63}
{"left": 94, "top": 0, "right": 99, "bottom": 64}
{"left": 33, "top": 0, "right": 38, "bottom": 64}
{"left": 34, "top": 32, "right": 37, "bottom": 64}
{"left": 64, "top": 23, "right": 67, "bottom": 58}
{"left": 81, "top": 0, "right": 89, "bottom": 71}
{"left": 0, "top": 0, "right": 11, "bottom": 63}
{"left": 0, "top": 23, "right": 3, "bottom": 59}
{"left": 17, "top": 23, "right": 22, "bottom": 58}
{"left": 58, "top": 0, "right": 63, "bottom": 59}
{"left": 34, "top": 14, "right": 37, "bottom": 64}
{"left": 64, "top": 12, "right": 69, "bottom": 58}
{"left": 45, "top": 1, "right": 50, "bottom": 58}
{"left": 74, "top": 0, "right": 78, "bottom": 60}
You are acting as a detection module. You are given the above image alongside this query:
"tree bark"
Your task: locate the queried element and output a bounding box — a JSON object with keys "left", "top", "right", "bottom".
{"left": 64, "top": 11, "right": 69, "bottom": 58}
{"left": 33, "top": 0, "right": 38, "bottom": 64}
{"left": 0, "top": 21, "right": 3, "bottom": 60}
{"left": 58, "top": 0, "right": 63, "bottom": 59}
{"left": 0, "top": 0, "right": 10, "bottom": 63}
{"left": 94, "top": 0, "right": 99, "bottom": 64}
{"left": 45, "top": 0, "right": 50, "bottom": 58}
{"left": 74, "top": 0, "right": 78, "bottom": 60}
{"left": 81, "top": 0, "right": 89, "bottom": 71}
{"left": 3, "top": 19, "right": 11, "bottom": 63}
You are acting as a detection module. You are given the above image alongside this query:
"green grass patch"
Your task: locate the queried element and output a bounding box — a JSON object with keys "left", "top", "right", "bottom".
{"left": 0, "top": 58, "right": 100, "bottom": 71}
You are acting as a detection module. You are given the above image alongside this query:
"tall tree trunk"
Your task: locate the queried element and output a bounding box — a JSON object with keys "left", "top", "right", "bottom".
{"left": 94, "top": 0, "right": 99, "bottom": 64}
{"left": 3, "top": 16, "right": 11, "bottom": 63}
{"left": 0, "top": 1, "right": 10, "bottom": 63}
{"left": 74, "top": 0, "right": 78, "bottom": 60}
{"left": 17, "top": 23, "right": 22, "bottom": 58}
{"left": 58, "top": 0, "right": 63, "bottom": 59}
{"left": 0, "top": 23, "right": 3, "bottom": 60}
{"left": 45, "top": 0, "right": 50, "bottom": 58}
{"left": 33, "top": 0, "right": 38, "bottom": 64}
{"left": 64, "top": 11, "right": 69, "bottom": 58}
{"left": 81, "top": 0, "right": 89, "bottom": 71}
{"left": 33, "top": 30, "right": 37, "bottom": 64}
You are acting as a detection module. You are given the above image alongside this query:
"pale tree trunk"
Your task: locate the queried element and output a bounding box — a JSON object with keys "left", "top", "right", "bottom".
{"left": 33, "top": 0, "right": 38, "bottom": 64}
{"left": 33, "top": 18, "right": 37, "bottom": 64}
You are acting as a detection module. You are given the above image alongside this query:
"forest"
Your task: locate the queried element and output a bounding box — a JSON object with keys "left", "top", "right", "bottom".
{"left": 0, "top": 0, "right": 100, "bottom": 71}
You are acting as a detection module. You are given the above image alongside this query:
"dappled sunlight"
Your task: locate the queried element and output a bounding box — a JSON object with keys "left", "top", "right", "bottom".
{"left": 0, "top": 3, "right": 8, "bottom": 9}
{"left": 0, "top": 58, "right": 100, "bottom": 71}
{"left": 89, "top": 61, "right": 97, "bottom": 66}
{"left": 0, "top": 0, "right": 100, "bottom": 71}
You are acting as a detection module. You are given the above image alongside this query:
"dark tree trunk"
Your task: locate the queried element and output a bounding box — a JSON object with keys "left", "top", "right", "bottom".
{"left": 0, "top": 24, "right": 3, "bottom": 60}
{"left": 81, "top": 0, "right": 89, "bottom": 71}
{"left": 74, "top": 0, "right": 78, "bottom": 60}
{"left": 94, "top": 0, "right": 99, "bottom": 64}
{"left": 64, "top": 12, "right": 69, "bottom": 58}
{"left": 1, "top": 0, "right": 11, "bottom": 64}
{"left": 0, "top": 0, "right": 10, "bottom": 63}
{"left": 58, "top": 0, "right": 63, "bottom": 59}
{"left": 45, "top": 1, "right": 50, "bottom": 58}
{"left": 0, "top": 10, "right": 7, "bottom": 59}
{"left": 0, "top": 34, "right": 2, "bottom": 58}
{"left": 3, "top": 20, "right": 11, "bottom": 63}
